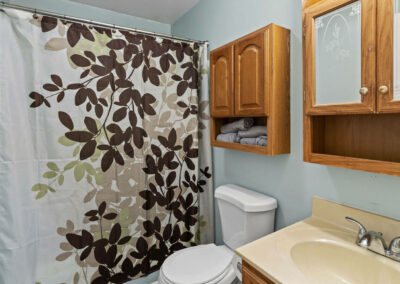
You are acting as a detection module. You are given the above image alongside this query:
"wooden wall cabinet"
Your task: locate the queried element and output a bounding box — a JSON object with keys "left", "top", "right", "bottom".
{"left": 242, "top": 261, "right": 276, "bottom": 284}
{"left": 210, "top": 24, "right": 291, "bottom": 156}
{"left": 303, "top": 0, "right": 400, "bottom": 176}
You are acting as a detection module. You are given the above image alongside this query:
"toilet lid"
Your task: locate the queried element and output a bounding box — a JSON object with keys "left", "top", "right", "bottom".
{"left": 161, "top": 244, "right": 234, "bottom": 284}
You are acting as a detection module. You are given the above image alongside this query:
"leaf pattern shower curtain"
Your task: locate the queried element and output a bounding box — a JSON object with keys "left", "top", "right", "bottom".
{"left": 0, "top": 8, "right": 213, "bottom": 284}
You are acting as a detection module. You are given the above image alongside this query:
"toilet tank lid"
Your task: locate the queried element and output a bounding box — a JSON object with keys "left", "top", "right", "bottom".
{"left": 215, "top": 184, "right": 277, "bottom": 212}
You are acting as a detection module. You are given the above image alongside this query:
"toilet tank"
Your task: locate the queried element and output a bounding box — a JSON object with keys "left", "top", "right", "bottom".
{"left": 215, "top": 184, "right": 277, "bottom": 250}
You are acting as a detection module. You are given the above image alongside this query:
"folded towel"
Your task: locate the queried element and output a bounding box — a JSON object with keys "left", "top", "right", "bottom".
{"left": 217, "top": 133, "right": 241, "bottom": 143}
{"left": 240, "top": 136, "right": 267, "bottom": 146}
{"left": 257, "top": 137, "right": 267, "bottom": 147}
{"left": 238, "top": 126, "right": 267, "bottom": 138}
{"left": 220, "top": 118, "right": 254, "bottom": 134}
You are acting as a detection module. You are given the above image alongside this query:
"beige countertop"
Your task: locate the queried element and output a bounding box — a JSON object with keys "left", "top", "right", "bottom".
{"left": 235, "top": 198, "right": 400, "bottom": 284}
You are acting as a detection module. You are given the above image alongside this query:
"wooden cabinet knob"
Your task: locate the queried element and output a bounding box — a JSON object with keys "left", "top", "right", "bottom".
{"left": 378, "top": 85, "right": 389, "bottom": 94}
{"left": 359, "top": 87, "right": 369, "bottom": 96}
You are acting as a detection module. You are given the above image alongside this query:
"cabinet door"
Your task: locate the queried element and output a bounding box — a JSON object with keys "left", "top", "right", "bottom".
{"left": 235, "top": 30, "right": 269, "bottom": 116}
{"left": 210, "top": 45, "right": 234, "bottom": 117}
{"left": 377, "top": 0, "right": 400, "bottom": 112}
{"left": 242, "top": 262, "right": 275, "bottom": 284}
{"left": 304, "top": 0, "right": 376, "bottom": 115}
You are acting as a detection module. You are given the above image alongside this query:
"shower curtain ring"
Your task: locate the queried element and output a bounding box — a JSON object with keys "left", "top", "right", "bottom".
{"left": 112, "top": 24, "right": 116, "bottom": 33}
{"left": 88, "top": 20, "right": 93, "bottom": 29}
{"left": 33, "top": 9, "right": 38, "bottom": 19}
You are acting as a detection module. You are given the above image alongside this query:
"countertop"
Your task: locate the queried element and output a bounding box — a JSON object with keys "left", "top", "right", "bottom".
{"left": 235, "top": 197, "right": 400, "bottom": 284}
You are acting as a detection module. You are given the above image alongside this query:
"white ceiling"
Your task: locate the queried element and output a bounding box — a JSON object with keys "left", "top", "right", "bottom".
{"left": 70, "top": 0, "right": 201, "bottom": 24}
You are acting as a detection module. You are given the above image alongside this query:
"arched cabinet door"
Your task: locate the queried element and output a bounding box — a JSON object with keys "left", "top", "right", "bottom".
{"left": 235, "top": 30, "right": 269, "bottom": 117}
{"left": 210, "top": 45, "right": 234, "bottom": 117}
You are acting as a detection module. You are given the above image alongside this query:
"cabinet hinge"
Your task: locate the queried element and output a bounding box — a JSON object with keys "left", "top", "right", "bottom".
{"left": 303, "top": 24, "right": 306, "bottom": 39}
{"left": 303, "top": 91, "right": 306, "bottom": 102}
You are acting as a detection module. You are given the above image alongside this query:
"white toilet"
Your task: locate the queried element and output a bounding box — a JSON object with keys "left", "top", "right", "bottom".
{"left": 157, "top": 184, "right": 277, "bottom": 284}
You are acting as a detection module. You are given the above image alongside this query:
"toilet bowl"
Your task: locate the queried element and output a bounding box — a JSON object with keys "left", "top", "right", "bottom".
{"left": 156, "top": 184, "right": 277, "bottom": 284}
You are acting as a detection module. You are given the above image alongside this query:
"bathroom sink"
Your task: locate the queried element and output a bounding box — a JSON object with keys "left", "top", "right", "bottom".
{"left": 236, "top": 199, "right": 400, "bottom": 283}
{"left": 290, "top": 240, "right": 400, "bottom": 284}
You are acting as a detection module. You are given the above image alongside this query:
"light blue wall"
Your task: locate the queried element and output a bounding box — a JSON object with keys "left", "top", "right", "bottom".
{"left": 172, "top": 0, "right": 400, "bottom": 245}
{"left": 7, "top": 0, "right": 171, "bottom": 34}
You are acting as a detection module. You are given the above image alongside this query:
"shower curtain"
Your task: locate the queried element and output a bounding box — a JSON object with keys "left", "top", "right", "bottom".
{"left": 0, "top": 8, "right": 213, "bottom": 284}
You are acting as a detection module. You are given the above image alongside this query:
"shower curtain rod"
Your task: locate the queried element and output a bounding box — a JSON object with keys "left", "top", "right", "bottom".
{"left": 0, "top": 2, "right": 208, "bottom": 45}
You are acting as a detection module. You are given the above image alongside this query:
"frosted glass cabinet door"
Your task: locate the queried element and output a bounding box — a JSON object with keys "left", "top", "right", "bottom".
{"left": 376, "top": 0, "right": 400, "bottom": 112}
{"left": 315, "top": 1, "right": 361, "bottom": 105}
{"left": 304, "top": 0, "right": 376, "bottom": 114}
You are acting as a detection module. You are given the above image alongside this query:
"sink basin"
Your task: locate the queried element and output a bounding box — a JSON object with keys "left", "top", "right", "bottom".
{"left": 291, "top": 240, "right": 400, "bottom": 284}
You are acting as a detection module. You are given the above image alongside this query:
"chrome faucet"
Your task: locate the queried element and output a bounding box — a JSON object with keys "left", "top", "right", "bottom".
{"left": 345, "top": 217, "right": 400, "bottom": 262}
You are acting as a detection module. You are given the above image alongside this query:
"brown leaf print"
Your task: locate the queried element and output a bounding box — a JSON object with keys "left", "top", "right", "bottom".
{"left": 41, "top": 16, "right": 57, "bottom": 32}
{"left": 58, "top": 111, "right": 74, "bottom": 130}
{"left": 71, "top": 54, "right": 91, "bottom": 67}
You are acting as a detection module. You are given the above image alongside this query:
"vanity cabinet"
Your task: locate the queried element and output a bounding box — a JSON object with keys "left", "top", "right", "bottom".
{"left": 303, "top": 0, "right": 400, "bottom": 176}
{"left": 242, "top": 261, "right": 275, "bottom": 284}
{"left": 210, "top": 24, "right": 291, "bottom": 156}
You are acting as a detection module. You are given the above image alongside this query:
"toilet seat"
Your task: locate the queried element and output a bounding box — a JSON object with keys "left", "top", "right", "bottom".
{"left": 160, "top": 244, "right": 236, "bottom": 284}
{"left": 159, "top": 265, "right": 235, "bottom": 284}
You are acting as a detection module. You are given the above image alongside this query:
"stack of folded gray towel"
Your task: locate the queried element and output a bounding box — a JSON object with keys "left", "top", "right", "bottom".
{"left": 216, "top": 118, "right": 267, "bottom": 146}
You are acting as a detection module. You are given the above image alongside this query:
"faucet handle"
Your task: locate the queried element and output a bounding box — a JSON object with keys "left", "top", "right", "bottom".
{"left": 345, "top": 217, "right": 367, "bottom": 240}
{"left": 389, "top": 237, "right": 400, "bottom": 255}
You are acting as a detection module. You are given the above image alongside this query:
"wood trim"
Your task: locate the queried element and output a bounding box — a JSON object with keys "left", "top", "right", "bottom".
{"left": 303, "top": 1, "right": 311, "bottom": 162}
{"left": 303, "top": 0, "right": 323, "bottom": 9}
{"left": 242, "top": 260, "right": 276, "bottom": 284}
{"left": 306, "top": 153, "right": 400, "bottom": 177}
{"left": 304, "top": 0, "right": 376, "bottom": 115}
{"left": 211, "top": 140, "right": 270, "bottom": 155}
{"left": 303, "top": 115, "right": 313, "bottom": 161}
{"left": 211, "top": 24, "right": 282, "bottom": 53}
{"left": 376, "top": 0, "right": 400, "bottom": 112}
{"left": 269, "top": 25, "right": 291, "bottom": 155}
{"left": 361, "top": 0, "right": 376, "bottom": 111}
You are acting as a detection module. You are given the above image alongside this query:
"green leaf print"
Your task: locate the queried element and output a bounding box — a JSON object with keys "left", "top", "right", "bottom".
{"left": 47, "top": 162, "right": 60, "bottom": 172}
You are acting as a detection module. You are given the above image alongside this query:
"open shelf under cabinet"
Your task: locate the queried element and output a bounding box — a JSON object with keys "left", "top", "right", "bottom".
{"left": 210, "top": 116, "right": 287, "bottom": 156}
{"left": 305, "top": 113, "right": 400, "bottom": 176}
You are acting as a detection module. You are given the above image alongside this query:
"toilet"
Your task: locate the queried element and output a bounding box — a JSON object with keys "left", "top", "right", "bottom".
{"left": 157, "top": 184, "right": 277, "bottom": 284}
